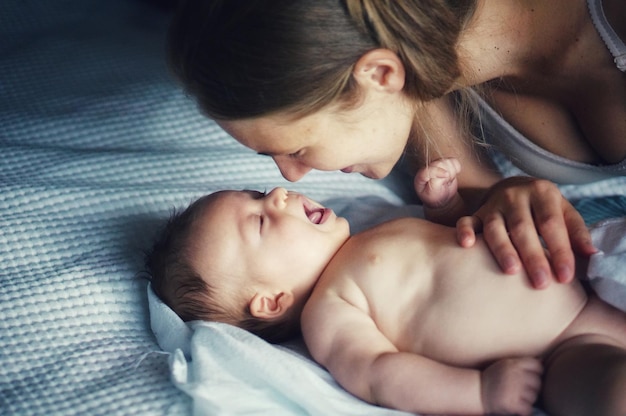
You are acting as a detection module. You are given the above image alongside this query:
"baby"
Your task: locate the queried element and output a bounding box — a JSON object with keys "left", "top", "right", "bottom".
{"left": 146, "top": 171, "right": 626, "bottom": 415}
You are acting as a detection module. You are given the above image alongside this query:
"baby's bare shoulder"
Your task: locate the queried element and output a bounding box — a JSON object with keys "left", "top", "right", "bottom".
{"left": 348, "top": 217, "right": 456, "bottom": 254}
{"left": 315, "top": 217, "right": 443, "bottom": 300}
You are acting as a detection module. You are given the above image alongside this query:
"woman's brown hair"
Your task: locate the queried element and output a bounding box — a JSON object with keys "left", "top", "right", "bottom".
{"left": 167, "top": 0, "right": 476, "bottom": 120}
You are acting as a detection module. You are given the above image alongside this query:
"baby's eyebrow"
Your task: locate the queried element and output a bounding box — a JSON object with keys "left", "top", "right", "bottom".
{"left": 241, "top": 189, "right": 265, "bottom": 199}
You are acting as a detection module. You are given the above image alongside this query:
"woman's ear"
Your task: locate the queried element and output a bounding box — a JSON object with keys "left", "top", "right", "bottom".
{"left": 249, "top": 291, "right": 294, "bottom": 320}
{"left": 352, "top": 48, "right": 405, "bottom": 93}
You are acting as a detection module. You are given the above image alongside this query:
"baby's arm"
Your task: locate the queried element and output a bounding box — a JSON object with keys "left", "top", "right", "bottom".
{"left": 302, "top": 295, "right": 541, "bottom": 415}
{"left": 481, "top": 357, "right": 543, "bottom": 415}
{"left": 414, "top": 157, "right": 468, "bottom": 226}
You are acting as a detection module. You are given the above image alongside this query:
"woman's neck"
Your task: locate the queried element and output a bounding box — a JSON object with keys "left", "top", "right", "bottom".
{"left": 454, "top": 0, "right": 588, "bottom": 88}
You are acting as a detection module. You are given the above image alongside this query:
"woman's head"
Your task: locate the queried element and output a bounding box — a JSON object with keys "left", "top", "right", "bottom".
{"left": 168, "top": 0, "right": 475, "bottom": 120}
{"left": 168, "top": 0, "right": 477, "bottom": 180}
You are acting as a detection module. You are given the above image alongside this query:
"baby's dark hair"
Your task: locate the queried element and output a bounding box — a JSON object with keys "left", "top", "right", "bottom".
{"left": 145, "top": 193, "right": 301, "bottom": 343}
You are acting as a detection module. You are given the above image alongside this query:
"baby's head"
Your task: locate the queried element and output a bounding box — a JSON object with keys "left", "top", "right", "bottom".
{"left": 146, "top": 187, "right": 350, "bottom": 342}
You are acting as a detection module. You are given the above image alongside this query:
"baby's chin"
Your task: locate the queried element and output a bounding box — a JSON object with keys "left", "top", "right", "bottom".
{"left": 338, "top": 217, "right": 351, "bottom": 237}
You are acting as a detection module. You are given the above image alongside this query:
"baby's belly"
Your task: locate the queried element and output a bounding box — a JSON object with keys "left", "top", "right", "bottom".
{"left": 402, "top": 246, "right": 588, "bottom": 368}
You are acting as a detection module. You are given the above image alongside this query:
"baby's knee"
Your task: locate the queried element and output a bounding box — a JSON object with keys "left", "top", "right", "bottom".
{"left": 597, "top": 357, "right": 626, "bottom": 415}
{"left": 542, "top": 342, "right": 626, "bottom": 416}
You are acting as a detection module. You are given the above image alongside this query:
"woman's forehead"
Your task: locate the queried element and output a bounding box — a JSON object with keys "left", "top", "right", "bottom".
{"left": 216, "top": 114, "right": 318, "bottom": 154}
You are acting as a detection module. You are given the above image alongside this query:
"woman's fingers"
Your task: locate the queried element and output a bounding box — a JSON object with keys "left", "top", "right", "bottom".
{"left": 455, "top": 177, "right": 593, "bottom": 288}
{"left": 456, "top": 215, "right": 479, "bottom": 248}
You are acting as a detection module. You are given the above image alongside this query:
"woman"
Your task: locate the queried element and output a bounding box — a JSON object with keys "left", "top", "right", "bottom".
{"left": 166, "top": 0, "right": 625, "bottom": 288}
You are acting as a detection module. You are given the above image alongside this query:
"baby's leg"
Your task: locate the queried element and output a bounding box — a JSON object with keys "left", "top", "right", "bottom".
{"left": 541, "top": 296, "right": 626, "bottom": 415}
{"left": 541, "top": 339, "right": 626, "bottom": 416}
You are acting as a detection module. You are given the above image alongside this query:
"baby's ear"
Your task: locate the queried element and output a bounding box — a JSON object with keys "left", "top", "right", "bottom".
{"left": 249, "top": 291, "right": 294, "bottom": 320}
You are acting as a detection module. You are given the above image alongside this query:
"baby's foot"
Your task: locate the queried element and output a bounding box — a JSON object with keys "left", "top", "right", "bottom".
{"left": 414, "top": 158, "right": 461, "bottom": 209}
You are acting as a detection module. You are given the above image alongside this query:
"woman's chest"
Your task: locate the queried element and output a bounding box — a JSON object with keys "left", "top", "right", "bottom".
{"left": 487, "top": 66, "right": 626, "bottom": 165}
{"left": 487, "top": 5, "right": 626, "bottom": 165}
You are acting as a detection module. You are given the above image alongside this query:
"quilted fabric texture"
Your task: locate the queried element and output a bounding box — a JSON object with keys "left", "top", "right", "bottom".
{"left": 0, "top": 1, "right": 408, "bottom": 415}
{"left": 2, "top": 1, "right": 624, "bottom": 416}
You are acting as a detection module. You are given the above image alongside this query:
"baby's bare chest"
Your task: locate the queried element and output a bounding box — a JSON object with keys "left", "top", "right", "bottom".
{"left": 361, "top": 240, "right": 588, "bottom": 368}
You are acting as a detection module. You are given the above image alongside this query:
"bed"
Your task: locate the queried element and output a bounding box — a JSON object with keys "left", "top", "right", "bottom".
{"left": 2, "top": 1, "right": 625, "bottom": 415}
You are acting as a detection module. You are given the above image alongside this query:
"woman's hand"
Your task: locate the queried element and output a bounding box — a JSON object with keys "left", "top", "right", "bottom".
{"left": 456, "top": 177, "right": 597, "bottom": 289}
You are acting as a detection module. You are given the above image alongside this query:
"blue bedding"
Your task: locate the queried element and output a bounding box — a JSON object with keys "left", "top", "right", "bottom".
{"left": 1, "top": 1, "right": 624, "bottom": 415}
{"left": 0, "top": 2, "right": 406, "bottom": 415}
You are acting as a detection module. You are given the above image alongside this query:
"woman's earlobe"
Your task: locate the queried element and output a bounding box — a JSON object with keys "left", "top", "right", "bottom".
{"left": 353, "top": 48, "right": 405, "bottom": 92}
{"left": 249, "top": 291, "right": 294, "bottom": 319}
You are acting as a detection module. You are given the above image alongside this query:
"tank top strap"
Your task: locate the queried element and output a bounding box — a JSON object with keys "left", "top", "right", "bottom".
{"left": 588, "top": 0, "right": 626, "bottom": 71}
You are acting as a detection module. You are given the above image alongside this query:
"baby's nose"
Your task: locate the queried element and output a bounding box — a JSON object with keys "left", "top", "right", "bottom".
{"left": 266, "top": 187, "right": 288, "bottom": 209}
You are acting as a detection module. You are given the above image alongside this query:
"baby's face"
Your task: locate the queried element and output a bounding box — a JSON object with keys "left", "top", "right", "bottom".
{"left": 190, "top": 188, "right": 350, "bottom": 300}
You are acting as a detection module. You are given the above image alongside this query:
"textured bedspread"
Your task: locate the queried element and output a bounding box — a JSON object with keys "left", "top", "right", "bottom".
{"left": 0, "top": 2, "right": 406, "bottom": 415}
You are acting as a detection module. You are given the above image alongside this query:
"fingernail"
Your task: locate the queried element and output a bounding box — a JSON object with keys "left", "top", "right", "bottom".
{"left": 533, "top": 270, "right": 549, "bottom": 288}
{"left": 587, "top": 242, "right": 599, "bottom": 254}
{"left": 503, "top": 256, "right": 518, "bottom": 272}
{"left": 556, "top": 265, "right": 572, "bottom": 282}
{"left": 460, "top": 233, "right": 474, "bottom": 247}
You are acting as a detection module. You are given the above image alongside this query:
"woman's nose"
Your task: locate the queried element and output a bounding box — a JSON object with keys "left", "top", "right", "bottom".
{"left": 272, "top": 156, "right": 312, "bottom": 182}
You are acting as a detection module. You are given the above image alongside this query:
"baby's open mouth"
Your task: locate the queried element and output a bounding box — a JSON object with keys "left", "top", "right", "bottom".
{"left": 307, "top": 208, "right": 325, "bottom": 224}
{"left": 302, "top": 197, "right": 327, "bottom": 224}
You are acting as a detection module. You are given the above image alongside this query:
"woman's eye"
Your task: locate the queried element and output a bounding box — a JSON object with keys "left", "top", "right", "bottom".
{"left": 289, "top": 149, "right": 303, "bottom": 158}
{"left": 259, "top": 215, "right": 264, "bottom": 231}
